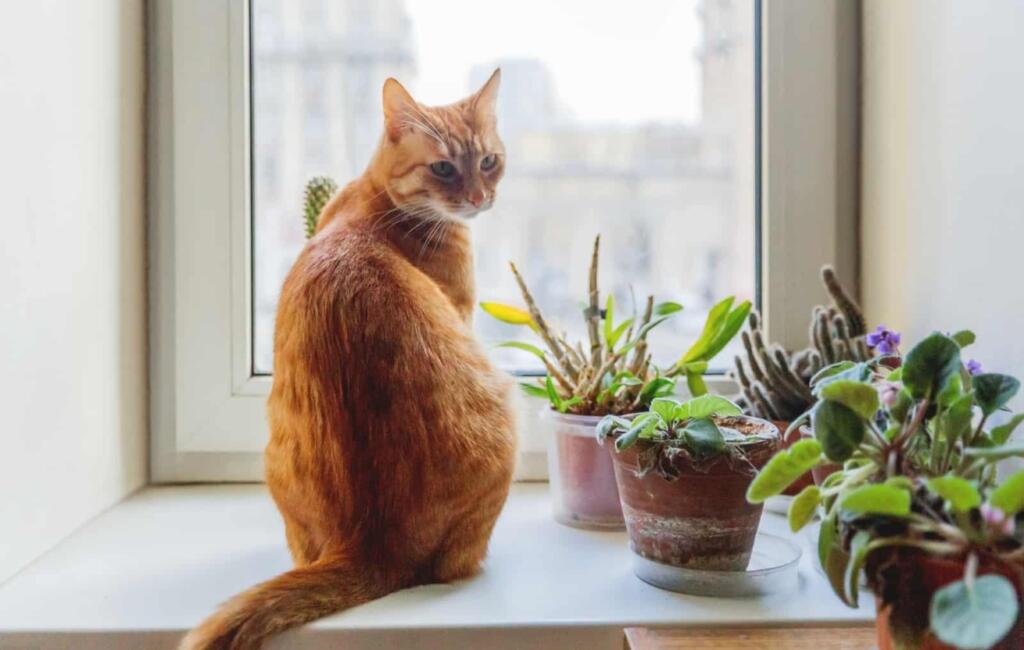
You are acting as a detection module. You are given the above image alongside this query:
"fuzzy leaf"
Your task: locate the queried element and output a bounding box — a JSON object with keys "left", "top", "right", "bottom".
{"left": 927, "top": 476, "right": 982, "bottom": 512}
{"left": 973, "top": 373, "right": 1021, "bottom": 417}
{"left": 818, "top": 514, "right": 849, "bottom": 604}
{"left": 992, "top": 414, "right": 1024, "bottom": 445}
{"left": 746, "top": 439, "right": 823, "bottom": 503}
{"left": 682, "top": 417, "right": 726, "bottom": 457}
{"left": 951, "top": 330, "right": 977, "bottom": 348}
{"left": 939, "top": 393, "right": 975, "bottom": 447}
{"left": 480, "top": 302, "right": 534, "bottom": 327}
{"left": 497, "top": 341, "right": 546, "bottom": 361}
{"left": 964, "top": 443, "right": 1024, "bottom": 461}
{"left": 902, "top": 332, "right": 962, "bottom": 400}
{"left": 813, "top": 400, "right": 866, "bottom": 462}
{"left": 930, "top": 575, "right": 1018, "bottom": 650}
{"left": 595, "top": 415, "right": 631, "bottom": 442}
{"left": 990, "top": 470, "right": 1024, "bottom": 516}
{"left": 841, "top": 484, "right": 911, "bottom": 517}
{"left": 638, "top": 377, "right": 675, "bottom": 404}
{"left": 844, "top": 530, "right": 872, "bottom": 607}
{"left": 677, "top": 394, "right": 742, "bottom": 421}
{"left": 810, "top": 361, "right": 857, "bottom": 387}
{"left": 819, "top": 380, "right": 880, "bottom": 421}
{"left": 788, "top": 485, "right": 820, "bottom": 532}
{"left": 650, "top": 397, "right": 681, "bottom": 424}
{"left": 615, "top": 413, "right": 658, "bottom": 452}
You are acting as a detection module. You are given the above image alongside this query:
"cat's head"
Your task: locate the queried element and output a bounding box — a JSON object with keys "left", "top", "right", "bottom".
{"left": 375, "top": 69, "right": 504, "bottom": 222}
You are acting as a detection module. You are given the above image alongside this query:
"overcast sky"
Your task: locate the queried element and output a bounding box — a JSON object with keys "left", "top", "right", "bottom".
{"left": 404, "top": 0, "right": 702, "bottom": 125}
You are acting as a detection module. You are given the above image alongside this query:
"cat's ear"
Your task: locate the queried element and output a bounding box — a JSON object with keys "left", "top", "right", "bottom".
{"left": 471, "top": 68, "right": 501, "bottom": 122}
{"left": 382, "top": 78, "right": 417, "bottom": 140}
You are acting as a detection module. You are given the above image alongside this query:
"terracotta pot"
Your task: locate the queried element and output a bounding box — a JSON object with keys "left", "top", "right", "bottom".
{"left": 797, "top": 425, "right": 841, "bottom": 486}
{"left": 873, "top": 551, "right": 1024, "bottom": 650}
{"left": 775, "top": 420, "right": 816, "bottom": 496}
{"left": 543, "top": 410, "right": 624, "bottom": 530}
{"left": 610, "top": 416, "right": 780, "bottom": 570}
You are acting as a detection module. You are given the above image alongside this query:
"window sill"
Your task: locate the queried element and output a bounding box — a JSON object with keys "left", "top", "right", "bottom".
{"left": 0, "top": 484, "right": 872, "bottom": 649}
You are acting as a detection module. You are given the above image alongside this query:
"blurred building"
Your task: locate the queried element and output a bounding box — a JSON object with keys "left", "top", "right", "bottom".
{"left": 251, "top": 0, "right": 756, "bottom": 373}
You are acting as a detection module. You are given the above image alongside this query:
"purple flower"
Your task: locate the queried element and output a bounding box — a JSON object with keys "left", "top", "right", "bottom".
{"left": 981, "top": 503, "right": 1016, "bottom": 537}
{"left": 866, "top": 325, "right": 902, "bottom": 355}
{"left": 967, "top": 359, "right": 984, "bottom": 376}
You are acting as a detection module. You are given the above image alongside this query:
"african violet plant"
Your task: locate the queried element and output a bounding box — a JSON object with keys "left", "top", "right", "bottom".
{"left": 747, "top": 330, "right": 1024, "bottom": 650}
{"left": 482, "top": 235, "right": 751, "bottom": 416}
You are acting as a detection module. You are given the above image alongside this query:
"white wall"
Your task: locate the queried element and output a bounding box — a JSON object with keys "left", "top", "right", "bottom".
{"left": 0, "top": 1, "right": 147, "bottom": 581}
{"left": 862, "top": 1, "right": 1024, "bottom": 400}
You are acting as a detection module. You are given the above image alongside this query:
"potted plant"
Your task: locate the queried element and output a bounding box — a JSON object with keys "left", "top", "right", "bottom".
{"left": 747, "top": 330, "right": 1024, "bottom": 649}
{"left": 597, "top": 394, "right": 780, "bottom": 576}
{"left": 482, "top": 235, "right": 751, "bottom": 529}
{"left": 731, "top": 266, "right": 869, "bottom": 494}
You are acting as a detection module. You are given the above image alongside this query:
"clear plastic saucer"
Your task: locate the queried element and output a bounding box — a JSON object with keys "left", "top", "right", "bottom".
{"left": 631, "top": 531, "right": 802, "bottom": 598}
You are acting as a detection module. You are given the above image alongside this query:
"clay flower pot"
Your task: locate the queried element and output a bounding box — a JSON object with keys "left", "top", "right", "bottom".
{"left": 610, "top": 416, "right": 780, "bottom": 571}
{"left": 873, "top": 552, "right": 1024, "bottom": 650}
{"left": 542, "top": 410, "right": 625, "bottom": 530}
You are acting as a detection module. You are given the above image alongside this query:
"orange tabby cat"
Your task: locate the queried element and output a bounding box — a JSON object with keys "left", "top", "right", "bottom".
{"left": 181, "top": 70, "right": 516, "bottom": 650}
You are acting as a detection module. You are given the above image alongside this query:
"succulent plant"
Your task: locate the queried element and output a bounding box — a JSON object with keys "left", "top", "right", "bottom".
{"left": 302, "top": 176, "right": 339, "bottom": 239}
{"left": 731, "top": 266, "right": 871, "bottom": 422}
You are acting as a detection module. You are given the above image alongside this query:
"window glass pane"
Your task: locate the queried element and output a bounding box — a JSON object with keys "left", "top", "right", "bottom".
{"left": 251, "top": 0, "right": 756, "bottom": 375}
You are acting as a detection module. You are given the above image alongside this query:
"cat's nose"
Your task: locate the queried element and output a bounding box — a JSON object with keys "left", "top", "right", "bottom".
{"left": 468, "top": 191, "right": 485, "bottom": 208}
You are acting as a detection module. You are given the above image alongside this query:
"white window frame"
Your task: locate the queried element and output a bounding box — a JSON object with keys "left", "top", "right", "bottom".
{"left": 149, "top": 0, "right": 859, "bottom": 483}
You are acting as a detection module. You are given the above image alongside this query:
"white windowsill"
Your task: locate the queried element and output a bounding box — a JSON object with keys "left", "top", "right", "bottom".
{"left": 0, "top": 484, "right": 872, "bottom": 650}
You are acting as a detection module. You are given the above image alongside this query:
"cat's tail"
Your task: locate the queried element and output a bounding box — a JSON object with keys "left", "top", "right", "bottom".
{"left": 179, "top": 557, "right": 405, "bottom": 650}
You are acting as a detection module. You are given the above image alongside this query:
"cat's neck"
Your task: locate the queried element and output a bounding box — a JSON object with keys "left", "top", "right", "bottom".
{"left": 329, "top": 177, "right": 476, "bottom": 323}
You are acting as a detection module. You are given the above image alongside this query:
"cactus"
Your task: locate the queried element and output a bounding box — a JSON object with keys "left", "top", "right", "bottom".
{"left": 731, "top": 266, "right": 870, "bottom": 422}
{"left": 303, "top": 176, "right": 339, "bottom": 239}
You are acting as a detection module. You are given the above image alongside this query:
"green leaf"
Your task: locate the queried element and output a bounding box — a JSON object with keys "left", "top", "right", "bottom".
{"left": 650, "top": 397, "right": 681, "bottom": 424}
{"left": 844, "top": 531, "right": 873, "bottom": 606}
{"left": 702, "top": 300, "right": 753, "bottom": 361}
{"left": 927, "top": 476, "right": 982, "bottom": 512}
{"left": 937, "top": 372, "right": 964, "bottom": 408}
{"left": 990, "top": 470, "right": 1024, "bottom": 516}
{"left": 973, "top": 373, "right": 1021, "bottom": 417}
{"left": 654, "top": 301, "right": 684, "bottom": 316}
{"left": 545, "top": 376, "right": 565, "bottom": 412}
{"left": 595, "top": 415, "right": 630, "bottom": 440}
{"left": 681, "top": 417, "right": 726, "bottom": 457}
{"left": 992, "top": 413, "right": 1024, "bottom": 445}
{"left": 497, "top": 341, "right": 546, "bottom": 361}
{"left": 813, "top": 400, "right": 867, "bottom": 462}
{"left": 677, "top": 394, "right": 743, "bottom": 421}
{"left": 902, "top": 332, "right": 962, "bottom": 401}
{"left": 519, "top": 382, "right": 548, "bottom": 399}
{"left": 618, "top": 316, "right": 672, "bottom": 354}
{"left": 819, "top": 379, "right": 880, "bottom": 421}
{"left": 479, "top": 302, "right": 534, "bottom": 327}
{"left": 788, "top": 485, "right": 821, "bottom": 532}
{"left": 841, "top": 484, "right": 911, "bottom": 517}
{"left": 930, "top": 575, "right": 1019, "bottom": 650}
{"left": 746, "top": 439, "right": 823, "bottom": 503}
{"left": 817, "top": 513, "right": 849, "bottom": 604}
{"left": 680, "top": 296, "right": 736, "bottom": 363}
{"left": 941, "top": 394, "right": 975, "bottom": 448}
{"left": 607, "top": 318, "right": 634, "bottom": 349}
{"left": 603, "top": 295, "right": 615, "bottom": 346}
{"left": 810, "top": 361, "right": 857, "bottom": 387}
{"left": 638, "top": 377, "right": 675, "bottom": 404}
{"left": 951, "top": 330, "right": 977, "bottom": 348}
{"left": 615, "top": 413, "right": 658, "bottom": 451}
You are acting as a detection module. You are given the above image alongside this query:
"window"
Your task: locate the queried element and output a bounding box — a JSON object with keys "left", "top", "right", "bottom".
{"left": 251, "top": 0, "right": 756, "bottom": 375}
{"left": 151, "top": 0, "right": 858, "bottom": 482}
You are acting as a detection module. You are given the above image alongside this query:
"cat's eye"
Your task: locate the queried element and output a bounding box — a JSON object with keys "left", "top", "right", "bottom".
{"left": 480, "top": 154, "right": 499, "bottom": 171}
{"left": 429, "top": 160, "right": 456, "bottom": 178}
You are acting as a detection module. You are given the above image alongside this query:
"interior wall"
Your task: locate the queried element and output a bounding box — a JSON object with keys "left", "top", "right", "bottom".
{"left": 861, "top": 0, "right": 1024, "bottom": 405}
{"left": 0, "top": 1, "right": 147, "bottom": 582}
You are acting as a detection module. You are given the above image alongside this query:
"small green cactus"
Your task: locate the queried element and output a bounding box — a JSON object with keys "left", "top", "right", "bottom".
{"left": 731, "top": 266, "right": 869, "bottom": 421}
{"left": 303, "top": 176, "right": 338, "bottom": 239}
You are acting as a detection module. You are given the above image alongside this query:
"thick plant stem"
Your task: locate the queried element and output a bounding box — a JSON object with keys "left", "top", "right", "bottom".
{"left": 509, "top": 261, "right": 577, "bottom": 380}
{"left": 586, "top": 235, "right": 602, "bottom": 367}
